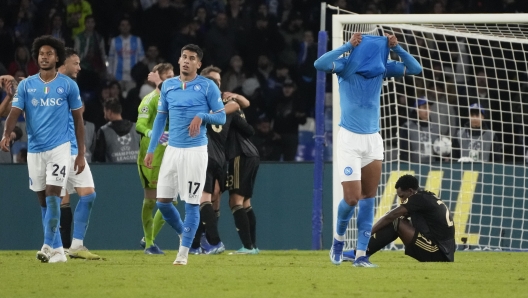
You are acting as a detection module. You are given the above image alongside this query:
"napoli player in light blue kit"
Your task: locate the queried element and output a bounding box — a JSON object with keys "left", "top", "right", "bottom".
{"left": 57, "top": 48, "right": 100, "bottom": 260}
{"left": 1, "top": 36, "right": 86, "bottom": 263}
{"left": 144, "top": 44, "right": 226, "bottom": 265}
{"left": 314, "top": 33, "right": 422, "bottom": 267}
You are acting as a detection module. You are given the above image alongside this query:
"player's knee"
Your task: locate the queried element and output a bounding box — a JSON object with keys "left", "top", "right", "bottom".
{"left": 343, "top": 196, "right": 359, "bottom": 206}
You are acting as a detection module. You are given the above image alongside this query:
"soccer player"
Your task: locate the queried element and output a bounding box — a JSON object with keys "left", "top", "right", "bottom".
{"left": 189, "top": 66, "right": 250, "bottom": 255}
{"left": 0, "top": 36, "right": 85, "bottom": 263}
{"left": 144, "top": 44, "right": 226, "bottom": 265}
{"left": 314, "top": 33, "right": 422, "bottom": 266}
{"left": 57, "top": 48, "right": 100, "bottom": 260}
{"left": 346, "top": 174, "right": 456, "bottom": 262}
{"left": 225, "top": 101, "right": 260, "bottom": 254}
{"left": 136, "top": 63, "right": 175, "bottom": 255}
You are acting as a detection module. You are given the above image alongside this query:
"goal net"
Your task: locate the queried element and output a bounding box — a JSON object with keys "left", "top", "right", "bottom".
{"left": 331, "top": 14, "right": 528, "bottom": 251}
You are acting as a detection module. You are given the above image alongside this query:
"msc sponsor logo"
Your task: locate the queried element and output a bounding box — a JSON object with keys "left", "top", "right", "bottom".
{"left": 33, "top": 98, "right": 64, "bottom": 107}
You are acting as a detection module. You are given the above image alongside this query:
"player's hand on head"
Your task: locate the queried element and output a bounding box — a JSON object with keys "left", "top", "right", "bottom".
{"left": 350, "top": 33, "right": 362, "bottom": 47}
{"left": 148, "top": 71, "right": 162, "bottom": 86}
{"left": 74, "top": 155, "right": 85, "bottom": 175}
{"left": 144, "top": 153, "right": 153, "bottom": 169}
{"left": 385, "top": 33, "right": 398, "bottom": 48}
{"left": 0, "top": 135, "right": 11, "bottom": 152}
{"left": 188, "top": 116, "right": 202, "bottom": 137}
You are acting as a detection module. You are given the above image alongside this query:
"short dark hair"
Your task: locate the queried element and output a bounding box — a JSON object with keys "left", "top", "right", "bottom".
{"left": 64, "top": 47, "right": 78, "bottom": 60}
{"left": 395, "top": 174, "right": 419, "bottom": 191}
{"left": 84, "top": 14, "right": 95, "bottom": 23}
{"left": 32, "top": 35, "right": 66, "bottom": 68}
{"left": 152, "top": 63, "right": 174, "bottom": 75}
{"left": 204, "top": 75, "right": 220, "bottom": 88}
{"left": 200, "top": 65, "right": 221, "bottom": 76}
{"left": 181, "top": 44, "right": 203, "bottom": 61}
{"left": 104, "top": 98, "right": 122, "bottom": 114}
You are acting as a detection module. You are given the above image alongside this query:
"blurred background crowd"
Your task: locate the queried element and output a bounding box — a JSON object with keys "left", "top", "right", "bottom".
{"left": 0, "top": 0, "right": 525, "bottom": 163}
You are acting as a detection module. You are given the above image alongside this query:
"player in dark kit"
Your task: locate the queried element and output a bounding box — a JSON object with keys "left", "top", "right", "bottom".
{"left": 189, "top": 66, "right": 250, "bottom": 254}
{"left": 226, "top": 104, "right": 260, "bottom": 254}
{"left": 347, "top": 174, "right": 455, "bottom": 263}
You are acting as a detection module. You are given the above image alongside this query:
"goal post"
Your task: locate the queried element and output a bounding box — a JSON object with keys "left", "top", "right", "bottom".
{"left": 330, "top": 13, "right": 528, "bottom": 251}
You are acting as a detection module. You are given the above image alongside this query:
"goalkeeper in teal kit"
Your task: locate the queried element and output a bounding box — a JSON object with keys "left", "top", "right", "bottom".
{"left": 314, "top": 33, "right": 422, "bottom": 267}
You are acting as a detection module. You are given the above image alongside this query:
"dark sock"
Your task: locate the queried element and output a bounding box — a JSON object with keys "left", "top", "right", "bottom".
{"left": 191, "top": 221, "right": 204, "bottom": 249}
{"left": 231, "top": 205, "right": 253, "bottom": 249}
{"left": 214, "top": 209, "right": 220, "bottom": 225}
{"left": 245, "top": 207, "right": 257, "bottom": 248}
{"left": 201, "top": 202, "right": 221, "bottom": 245}
{"left": 60, "top": 204, "right": 72, "bottom": 248}
{"left": 367, "top": 223, "right": 399, "bottom": 256}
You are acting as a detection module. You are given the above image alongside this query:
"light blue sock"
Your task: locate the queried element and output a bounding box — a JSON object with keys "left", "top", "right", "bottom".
{"left": 336, "top": 199, "right": 356, "bottom": 237}
{"left": 157, "top": 201, "right": 183, "bottom": 234}
{"left": 73, "top": 192, "right": 96, "bottom": 240}
{"left": 181, "top": 203, "right": 200, "bottom": 248}
{"left": 357, "top": 197, "right": 375, "bottom": 251}
{"left": 53, "top": 227, "right": 63, "bottom": 249}
{"left": 44, "top": 196, "right": 61, "bottom": 247}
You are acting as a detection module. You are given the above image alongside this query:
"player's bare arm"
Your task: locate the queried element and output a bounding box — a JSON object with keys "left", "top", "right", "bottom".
{"left": 223, "top": 92, "right": 250, "bottom": 109}
{"left": 371, "top": 205, "right": 409, "bottom": 235}
{"left": 224, "top": 101, "right": 241, "bottom": 114}
{"left": 0, "top": 107, "right": 23, "bottom": 152}
{"left": 72, "top": 109, "right": 86, "bottom": 174}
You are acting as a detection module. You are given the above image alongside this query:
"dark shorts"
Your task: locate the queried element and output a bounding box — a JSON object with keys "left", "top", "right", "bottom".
{"left": 227, "top": 155, "right": 259, "bottom": 198}
{"left": 405, "top": 231, "right": 450, "bottom": 262}
{"left": 204, "top": 158, "right": 227, "bottom": 194}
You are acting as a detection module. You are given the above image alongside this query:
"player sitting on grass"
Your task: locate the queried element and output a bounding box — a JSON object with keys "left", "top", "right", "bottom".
{"left": 343, "top": 174, "right": 456, "bottom": 263}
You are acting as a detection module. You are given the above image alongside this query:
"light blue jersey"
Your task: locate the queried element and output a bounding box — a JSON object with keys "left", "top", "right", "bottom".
{"left": 158, "top": 75, "right": 225, "bottom": 148}
{"left": 12, "top": 73, "right": 82, "bottom": 153}
{"left": 333, "top": 36, "right": 403, "bottom": 134}
{"left": 68, "top": 113, "right": 78, "bottom": 155}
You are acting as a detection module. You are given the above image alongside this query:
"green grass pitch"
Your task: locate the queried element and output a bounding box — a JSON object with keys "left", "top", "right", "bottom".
{"left": 1, "top": 250, "right": 527, "bottom": 297}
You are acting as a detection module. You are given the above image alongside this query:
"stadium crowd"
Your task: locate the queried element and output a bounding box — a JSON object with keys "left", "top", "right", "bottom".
{"left": 0, "top": 0, "right": 525, "bottom": 163}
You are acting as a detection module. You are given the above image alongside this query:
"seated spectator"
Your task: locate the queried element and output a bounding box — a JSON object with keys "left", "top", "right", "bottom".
{"left": 46, "top": 13, "right": 72, "bottom": 47}
{"left": 222, "top": 55, "right": 246, "bottom": 92}
{"left": 453, "top": 103, "right": 502, "bottom": 162}
{"left": 74, "top": 14, "right": 107, "bottom": 91}
{"left": 271, "top": 80, "right": 306, "bottom": 161}
{"left": 94, "top": 98, "right": 140, "bottom": 163}
{"left": 250, "top": 116, "right": 281, "bottom": 161}
{"left": 8, "top": 46, "right": 38, "bottom": 76}
{"left": 399, "top": 97, "right": 441, "bottom": 163}
{"left": 66, "top": 0, "right": 93, "bottom": 37}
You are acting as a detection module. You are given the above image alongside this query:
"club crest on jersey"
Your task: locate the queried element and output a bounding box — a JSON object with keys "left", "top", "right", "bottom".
{"left": 44, "top": 87, "right": 50, "bottom": 94}
{"left": 31, "top": 98, "right": 39, "bottom": 107}
{"left": 56, "top": 87, "right": 64, "bottom": 94}
{"left": 193, "top": 84, "right": 201, "bottom": 91}
{"left": 344, "top": 166, "right": 353, "bottom": 176}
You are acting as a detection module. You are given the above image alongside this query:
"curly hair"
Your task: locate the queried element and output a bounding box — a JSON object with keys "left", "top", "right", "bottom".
{"left": 31, "top": 35, "right": 66, "bottom": 68}
{"left": 394, "top": 174, "right": 419, "bottom": 191}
